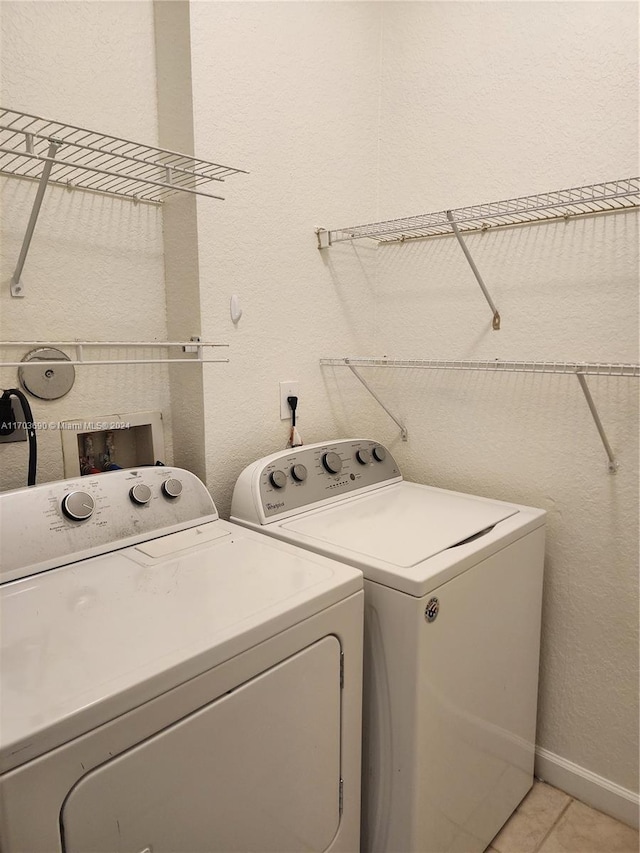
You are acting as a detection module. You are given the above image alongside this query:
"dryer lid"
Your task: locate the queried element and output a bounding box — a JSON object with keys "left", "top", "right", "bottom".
{"left": 0, "top": 520, "right": 361, "bottom": 773}
{"left": 281, "top": 481, "right": 518, "bottom": 569}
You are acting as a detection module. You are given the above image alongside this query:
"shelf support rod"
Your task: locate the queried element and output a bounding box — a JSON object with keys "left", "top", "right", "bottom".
{"left": 346, "top": 361, "right": 408, "bottom": 441}
{"left": 575, "top": 372, "right": 618, "bottom": 473}
{"left": 11, "top": 138, "right": 61, "bottom": 298}
{"left": 446, "top": 210, "right": 501, "bottom": 330}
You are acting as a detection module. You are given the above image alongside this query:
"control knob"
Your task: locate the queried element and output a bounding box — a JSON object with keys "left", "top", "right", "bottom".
{"left": 130, "top": 483, "right": 152, "bottom": 505}
{"left": 355, "top": 449, "right": 371, "bottom": 465}
{"left": 162, "top": 478, "right": 183, "bottom": 499}
{"left": 270, "top": 470, "right": 287, "bottom": 489}
{"left": 61, "top": 491, "right": 95, "bottom": 521}
{"left": 322, "top": 452, "right": 342, "bottom": 475}
{"left": 291, "top": 464, "right": 307, "bottom": 483}
{"left": 372, "top": 446, "right": 386, "bottom": 462}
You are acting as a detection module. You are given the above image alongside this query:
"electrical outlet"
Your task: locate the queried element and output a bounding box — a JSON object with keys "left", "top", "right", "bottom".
{"left": 280, "top": 381, "right": 299, "bottom": 420}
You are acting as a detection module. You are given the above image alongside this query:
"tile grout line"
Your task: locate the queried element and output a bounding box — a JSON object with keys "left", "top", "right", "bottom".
{"left": 532, "top": 796, "right": 575, "bottom": 853}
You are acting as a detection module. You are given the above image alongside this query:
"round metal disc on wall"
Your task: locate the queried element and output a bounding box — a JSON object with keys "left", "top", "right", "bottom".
{"left": 19, "top": 348, "right": 76, "bottom": 400}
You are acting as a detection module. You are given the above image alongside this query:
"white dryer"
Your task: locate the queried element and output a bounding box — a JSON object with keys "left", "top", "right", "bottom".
{"left": 0, "top": 466, "right": 363, "bottom": 853}
{"left": 231, "top": 439, "right": 546, "bottom": 853}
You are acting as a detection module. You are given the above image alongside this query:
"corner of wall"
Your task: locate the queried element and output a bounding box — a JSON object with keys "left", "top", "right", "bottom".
{"left": 153, "top": 0, "right": 206, "bottom": 482}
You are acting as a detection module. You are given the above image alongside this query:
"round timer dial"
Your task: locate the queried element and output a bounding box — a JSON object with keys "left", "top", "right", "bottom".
{"left": 322, "top": 452, "right": 342, "bottom": 475}
{"left": 291, "top": 464, "right": 308, "bottom": 483}
{"left": 130, "top": 483, "right": 152, "bottom": 505}
{"left": 61, "top": 491, "right": 95, "bottom": 521}
{"left": 162, "top": 478, "right": 183, "bottom": 499}
{"left": 269, "top": 470, "right": 287, "bottom": 489}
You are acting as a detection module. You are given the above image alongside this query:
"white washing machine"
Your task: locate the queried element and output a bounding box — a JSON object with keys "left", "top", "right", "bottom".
{"left": 231, "top": 439, "right": 546, "bottom": 853}
{"left": 0, "top": 466, "right": 364, "bottom": 853}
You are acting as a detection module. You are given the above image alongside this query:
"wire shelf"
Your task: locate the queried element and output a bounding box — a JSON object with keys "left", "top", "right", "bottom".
{"left": 0, "top": 340, "right": 229, "bottom": 367}
{"left": 321, "top": 357, "right": 638, "bottom": 470}
{"left": 320, "top": 357, "right": 640, "bottom": 377}
{"left": 317, "top": 177, "right": 640, "bottom": 246}
{"left": 0, "top": 107, "right": 248, "bottom": 204}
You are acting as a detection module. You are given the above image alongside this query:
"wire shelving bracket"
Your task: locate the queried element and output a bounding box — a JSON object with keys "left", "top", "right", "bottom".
{"left": 320, "top": 357, "right": 640, "bottom": 472}
{"left": 316, "top": 177, "right": 639, "bottom": 331}
{"left": 446, "top": 209, "right": 500, "bottom": 330}
{"left": 9, "top": 138, "right": 60, "bottom": 297}
{"left": 1, "top": 107, "right": 248, "bottom": 297}
{"left": 346, "top": 362, "right": 408, "bottom": 441}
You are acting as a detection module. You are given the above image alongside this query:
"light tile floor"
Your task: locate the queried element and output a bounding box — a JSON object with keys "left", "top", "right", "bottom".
{"left": 486, "top": 780, "right": 639, "bottom": 853}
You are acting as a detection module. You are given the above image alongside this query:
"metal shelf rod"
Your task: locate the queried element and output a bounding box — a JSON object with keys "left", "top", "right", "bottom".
{"left": 0, "top": 358, "right": 228, "bottom": 367}
{"left": 0, "top": 341, "right": 229, "bottom": 367}
{"left": 346, "top": 363, "right": 408, "bottom": 441}
{"left": 10, "top": 139, "right": 60, "bottom": 298}
{"left": 575, "top": 373, "right": 618, "bottom": 472}
{"left": 0, "top": 340, "right": 228, "bottom": 348}
{"left": 446, "top": 210, "right": 500, "bottom": 330}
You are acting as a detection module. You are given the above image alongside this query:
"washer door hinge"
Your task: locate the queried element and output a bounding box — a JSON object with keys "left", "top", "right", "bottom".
{"left": 340, "top": 651, "right": 344, "bottom": 688}
{"left": 339, "top": 777, "right": 344, "bottom": 814}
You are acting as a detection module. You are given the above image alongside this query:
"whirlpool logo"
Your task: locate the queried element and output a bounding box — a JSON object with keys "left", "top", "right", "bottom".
{"left": 266, "top": 501, "right": 285, "bottom": 511}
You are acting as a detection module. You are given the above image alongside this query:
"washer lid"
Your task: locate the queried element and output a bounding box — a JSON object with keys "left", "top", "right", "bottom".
{"left": 276, "top": 480, "right": 532, "bottom": 598}
{"left": 0, "top": 520, "right": 361, "bottom": 773}
{"left": 282, "top": 482, "right": 517, "bottom": 567}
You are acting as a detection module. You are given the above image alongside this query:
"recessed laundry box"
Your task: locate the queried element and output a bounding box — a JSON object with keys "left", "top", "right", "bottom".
{"left": 0, "top": 466, "right": 364, "bottom": 853}
{"left": 231, "top": 438, "right": 546, "bottom": 853}
{"left": 60, "top": 409, "right": 165, "bottom": 476}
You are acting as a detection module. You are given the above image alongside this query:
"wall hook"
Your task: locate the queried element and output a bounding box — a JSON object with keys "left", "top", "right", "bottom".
{"left": 230, "top": 294, "right": 243, "bottom": 324}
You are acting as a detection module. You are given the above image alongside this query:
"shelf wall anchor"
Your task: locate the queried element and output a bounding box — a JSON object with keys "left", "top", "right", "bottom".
{"left": 575, "top": 371, "right": 619, "bottom": 473}
{"left": 446, "top": 210, "right": 501, "bottom": 330}
{"left": 346, "top": 361, "right": 408, "bottom": 441}
{"left": 316, "top": 228, "right": 331, "bottom": 250}
{"left": 10, "top": 138, "right": 61, "bottom": 298}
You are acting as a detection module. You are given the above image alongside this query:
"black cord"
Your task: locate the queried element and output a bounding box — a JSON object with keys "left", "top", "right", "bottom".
{"left": 287, "top": 395, "right": 298, "bottom": 427}
{"left": 0, "top": 393, "right": 15, "bottom": 436}
{"left": 1, "top": 389, "right": 37, "bottom": 486}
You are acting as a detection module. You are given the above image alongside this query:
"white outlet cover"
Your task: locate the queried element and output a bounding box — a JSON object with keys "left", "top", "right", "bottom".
{"left": 279, "top": 381, "right": 299, "bottom": 420}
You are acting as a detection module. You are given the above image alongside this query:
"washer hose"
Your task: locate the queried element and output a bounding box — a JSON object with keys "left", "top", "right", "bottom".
{"left": 1, "top": 388, "right": 37, "bottom": 485}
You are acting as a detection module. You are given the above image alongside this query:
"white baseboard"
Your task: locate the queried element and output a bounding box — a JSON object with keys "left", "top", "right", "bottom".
{"left": 535, "top": 746, "right": 639, "bottom": 830}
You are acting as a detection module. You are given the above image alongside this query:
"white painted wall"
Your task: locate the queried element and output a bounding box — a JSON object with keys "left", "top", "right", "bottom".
{"left": 189, "top": 0, "right": 384, "bottom": 518}
{"left": 0, "top": 0, "right": 173, "bottom": 490}
{"left": 153, "top": 0, "right": 207, "bottom": 481}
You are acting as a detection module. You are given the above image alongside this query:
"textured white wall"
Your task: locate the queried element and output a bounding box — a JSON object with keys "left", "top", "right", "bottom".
{"left": 189, "top": 0, "right": 384, "bottom": 518}
{"left": 327, "top": 1, "right": 639, "bottom": 795}
{"left": 0, "top": 0, "right": 173, "bottom": 490}
{"left": 153, "top": 0, "right": 207, "bottom": 481}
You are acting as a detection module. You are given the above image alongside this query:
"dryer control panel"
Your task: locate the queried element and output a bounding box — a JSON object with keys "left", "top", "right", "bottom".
{"left": 232, "top": 439, "right": 402, "bottom": 524}
{"left": 0, "top": 467, "right": 218, "bottom": 584}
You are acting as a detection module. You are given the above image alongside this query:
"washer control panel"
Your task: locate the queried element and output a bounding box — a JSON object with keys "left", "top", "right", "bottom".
{"left": 0, "top": 467, "right": 218, "bottom": 584}
{"left": 254, "top": 439, "right": 401, "bottom": 519}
